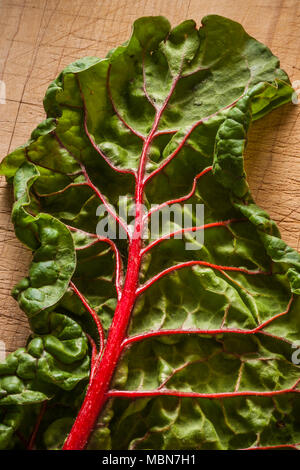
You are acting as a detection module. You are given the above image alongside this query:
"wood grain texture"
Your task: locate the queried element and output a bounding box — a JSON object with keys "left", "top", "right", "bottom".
{"left": 0, "top": 0, "right": 299, "bottom": 354}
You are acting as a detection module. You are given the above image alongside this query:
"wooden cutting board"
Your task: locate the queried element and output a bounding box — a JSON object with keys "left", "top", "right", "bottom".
{"left": 0, "top": 0, "right": 299, "bottom": 354}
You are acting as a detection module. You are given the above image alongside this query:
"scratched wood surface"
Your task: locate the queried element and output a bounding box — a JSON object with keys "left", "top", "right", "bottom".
{"left": 0, "top": 0, "right": 299, "bottom": 354}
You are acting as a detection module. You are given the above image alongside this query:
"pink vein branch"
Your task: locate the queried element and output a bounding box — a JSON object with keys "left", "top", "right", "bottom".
{"left": 144, "top": 82, "right": 252, "bottom": 187}
{"left": 142, "top": 49, "right": 209, "bottom": 119}
{"left": 146, "top": 166, "right": 212, "bottom": 220}
{"left": 83, "top": 117, "right": 137, "bottom": 179}
{"left": 142, "top": 50, "right": 157, "bottom": 110}
{"left": 75, "top": 75, "right": 136, "bottom": 178}
{"left": 241, "top": 443, "right": 300, "bottom": 450}
{"left": 70, "top": 281, "right": 105, "bottom": 356}
{"left": 67, "top": 225, "right": 123, "bottom": 299}
{"left": 104, "top": 238, "right": 123, "bottom": 301}
{"left": 27, "top": 402, "right": 47, "bottom": 450}
{"left": 107, "top": 64, "right": 146, "bottom": 141}
{"left": 137, "top": 261, "right": 270, "bottom": 296}
{"left": 86, "top": 334, "right": 98, "bottom": 382}
{"left": 86, "top": 177, "right": 131, "bottom": 242}
{"left": 152, "top": 129, "right": 178, "bottom": 138}
{"left": 142, "top": 218, "right": 244, "bottom": 256}
{"left": 25, "top": 148, "right": 80, "bottom": 177}
{"left": 36, "top": 180, "right": 128, "bottom": 242}
{"left": 122, "top": 296, "right": 294, "bottom": 348}
{"left": 35, "top": 182, "right": 87, "bottom": 198}
{"left": 107, "top": 382, "right": 300, "bottom": 399}
{"left": 54, "top": 132, "right": 131, "bottom": 241}
{"left": 134, "top": 62, "right": 185, "bottom": 211}
{"left": 181, "top": 65, "right": 210, "bottom": 79}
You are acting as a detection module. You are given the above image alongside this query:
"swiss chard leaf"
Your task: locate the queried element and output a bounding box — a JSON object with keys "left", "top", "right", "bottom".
{"left": 0, "top": 15, "right": 300, "bottom": 450}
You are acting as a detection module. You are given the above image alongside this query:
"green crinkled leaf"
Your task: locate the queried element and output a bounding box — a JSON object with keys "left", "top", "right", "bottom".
{"left": 11, "top": 162, "right": 76, "bottom": 317}
{"left": 0, "top": 311, "right": 90, "bottom": 448}
{"left": 0, "top": 15, "right": 299, "bottom": 450}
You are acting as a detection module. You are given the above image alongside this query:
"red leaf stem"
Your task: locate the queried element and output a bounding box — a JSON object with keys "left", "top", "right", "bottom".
{"left": 63, "top": 59, "right": 185, "bottom": 451}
